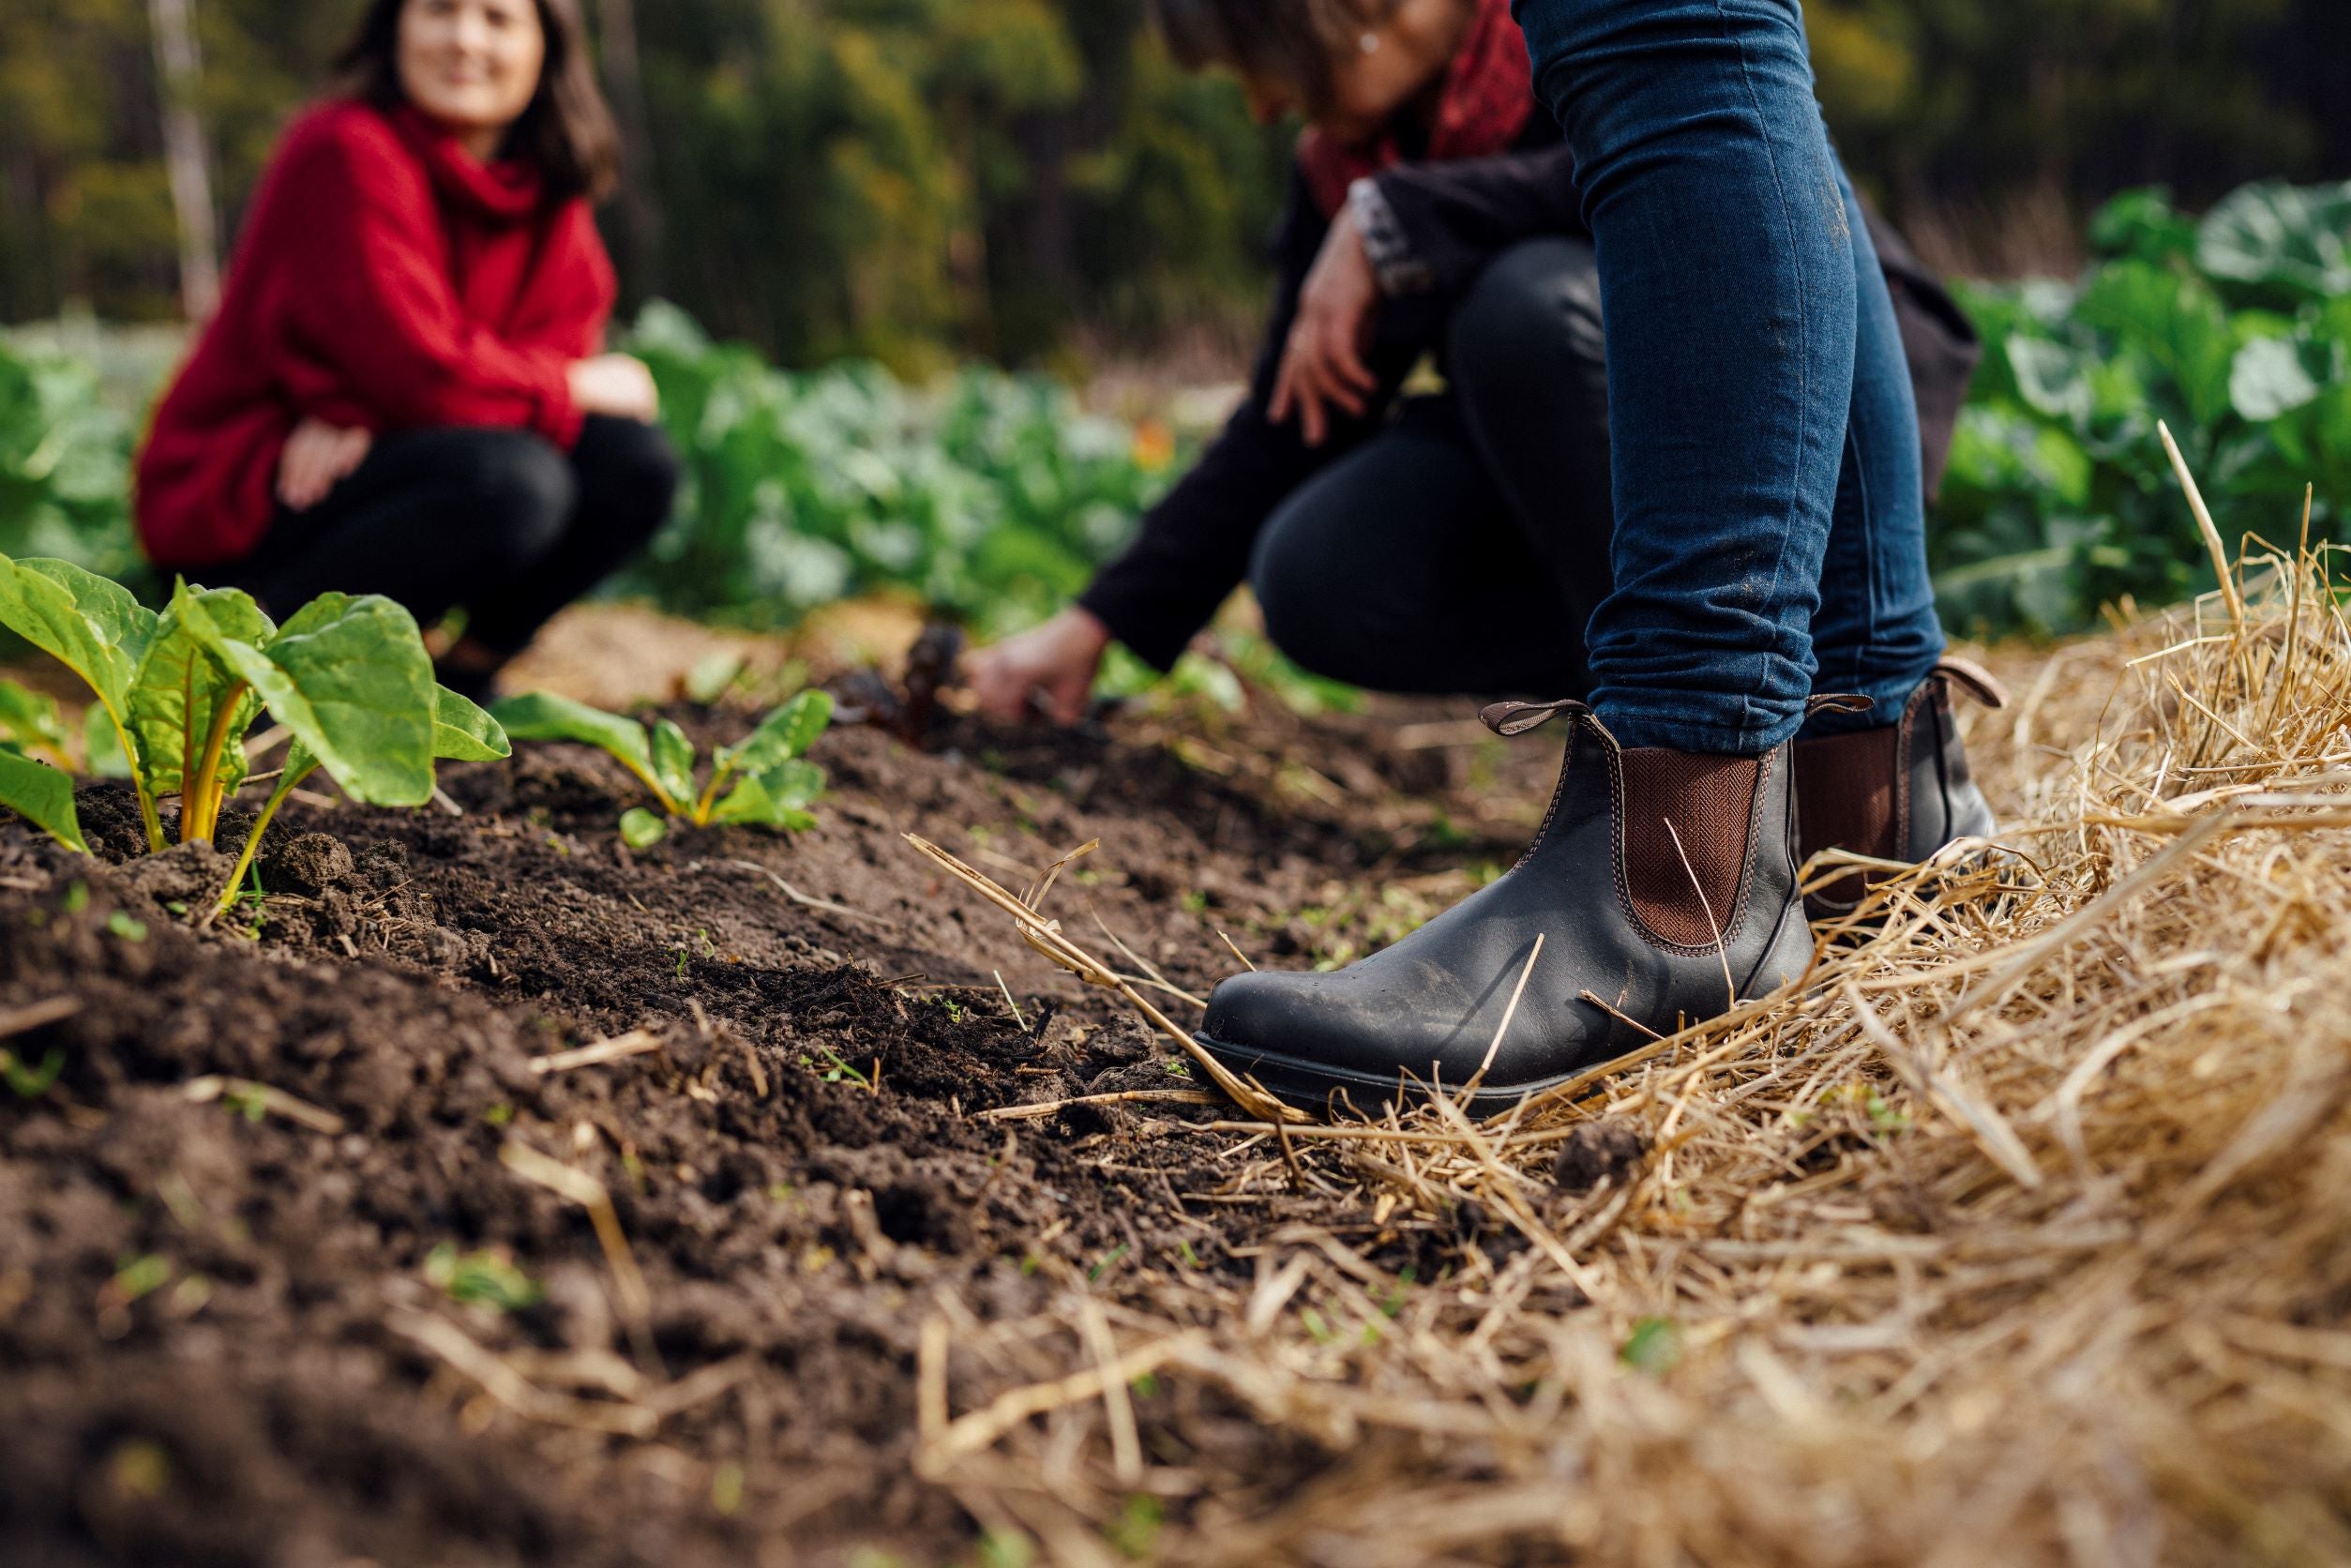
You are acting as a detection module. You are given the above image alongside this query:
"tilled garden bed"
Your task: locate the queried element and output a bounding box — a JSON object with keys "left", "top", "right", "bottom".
{"left": 0, "top": 692, "right": 1550, "bottom": 1567}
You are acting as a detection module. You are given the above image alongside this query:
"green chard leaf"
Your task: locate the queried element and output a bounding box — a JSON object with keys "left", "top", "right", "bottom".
{"left": 650, "top": 719, "right": 699, "bottom": 807}
{"left": 711, "top": 758, "right": 826, "bottom": 833}
{"left": 488, "top": 692, "right": 668, "bottom": 807}
{"left": 431, "top": 686, "right": 512, "bottom": 762}
{"left": 714, "top": 689, "right": 835, "bottom": 780}
{"left": 184, "top": 592, "right": 438, "bottom": 807}
{"left": 129, "top": 581, "right": 273, "bottom": 800}
{"left": 619, "top": 807, "right": 669, "bottom": 850}
{"left": 0, "top": 747, "right": 88, "bottom": 852}
{"left": 0, "top": 554, "right": 157, "bottom": 761}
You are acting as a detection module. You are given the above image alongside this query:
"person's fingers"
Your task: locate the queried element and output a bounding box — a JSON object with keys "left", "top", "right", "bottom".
{"left": 324, "top": 430, "right": 366, "bottom": 489}
{"left": 1269, "top": 346, "right": 1298, "bottom": 426}
{"left": 1330, "top": 326, "right": 1377, "bottom": 395}
{"left": 1319, "top": 352, "right": 1368, "bottom": 417}
{"left": 279, "top": 434, "right": 323, "bottom": 511}
{"left": 1299, "top": 374, "right": 1328, "bottom": 447}
{"left": 967, "top": 656, "right": 1019, "bottom": 721}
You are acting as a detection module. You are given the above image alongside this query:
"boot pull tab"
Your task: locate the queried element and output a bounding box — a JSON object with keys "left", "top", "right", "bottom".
{"left": 1933, "top": 656, "right": 2011, "bottom": 710}
{"left": 1805, "top": 693, "right": 1876, "bottom": 719}
{"left": 1479, "top": 698, "right": 1592, "bottom": 737}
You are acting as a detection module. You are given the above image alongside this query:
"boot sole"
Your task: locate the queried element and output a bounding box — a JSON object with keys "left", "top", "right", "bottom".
{"left": 1194, "top": 1031, "right": 1585, "bottom": 1119}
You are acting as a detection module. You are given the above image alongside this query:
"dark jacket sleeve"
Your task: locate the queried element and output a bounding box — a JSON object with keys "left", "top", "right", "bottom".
{"left": 1078, "top": 172, "right": 1420, "bottom": 672}
{"left": 1367, "top": 143, "right": 1586, "bottom": 298}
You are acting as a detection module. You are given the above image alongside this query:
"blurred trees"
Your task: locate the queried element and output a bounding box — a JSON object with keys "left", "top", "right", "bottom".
{"left": 2, "top": 0, "right": 2345, "bottom": 367}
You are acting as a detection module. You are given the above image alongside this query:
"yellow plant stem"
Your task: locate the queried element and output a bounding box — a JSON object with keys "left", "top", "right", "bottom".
{"left": 181, "top": 681, "right": 249, "bottom": 843}
{"left": 206, "top": 763, "right": 308, "bottom": 926}
{"left": 178, "top": 662, "right": 199, "bottom": 839}
{"left": 691, "top": 765, "right": 735, "bottom": 826}
{"left": 616, "top": 758, "right": 686, "bottom": 822}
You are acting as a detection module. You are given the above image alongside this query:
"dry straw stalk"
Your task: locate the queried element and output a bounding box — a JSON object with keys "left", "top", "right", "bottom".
{"left": 918, "top": 475, "right": 2351, "bottom": 1563}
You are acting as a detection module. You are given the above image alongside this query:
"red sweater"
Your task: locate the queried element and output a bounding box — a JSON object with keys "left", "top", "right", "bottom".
{"left": 136, "top": 99, "right": 617, "bottom": 568}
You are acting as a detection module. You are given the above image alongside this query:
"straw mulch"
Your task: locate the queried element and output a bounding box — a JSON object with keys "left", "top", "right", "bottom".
{"left": 914, "top": 519, "right": 2351, "bottom": 1565}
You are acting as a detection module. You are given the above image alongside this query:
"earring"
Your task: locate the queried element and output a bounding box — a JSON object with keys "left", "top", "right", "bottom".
{"left": 1359, "top": 31, "right": 1380, "bottom": 53}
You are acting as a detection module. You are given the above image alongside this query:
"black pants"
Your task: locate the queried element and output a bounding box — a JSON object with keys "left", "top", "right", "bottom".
{"left": 224, "top": 415, "right": 679, "bottom": 657}
{"left": 1250, "top": 237, "right": 1615, "bottom": 698}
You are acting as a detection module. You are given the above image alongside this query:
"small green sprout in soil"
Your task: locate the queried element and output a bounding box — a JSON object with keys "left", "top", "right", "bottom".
{"left": 1620, "top": 1317, "right": 1684, "bottom": 1375}
{"left": 710, "top": 1460, "right": 746, "bottom": 1516}
{"left": 105, "top": 1440, "right": 172, "bottom": 1501}
{"left": 105, "top": 910, "right": 145, "bottom": 942}
{"left": 1087, "top": 1244, "right": 1129, "bottom": 1283}
{"left": 490, "top": 686, "right": 832, "bottom": 849}
{"left": 974, "top": 1529, "right": 1035, "bottom": 1568}
{"left": 107, "top": 1253, "right": 172, "bottom": 1305}
{"left": 2, "top": 1047, "right": 65, "bottom": 1098}
{"left": 802, "top": 1046, "right": 868, "bottom": 1086}
{"left": 423, "top": 1244, "right": 544, "bottom": 1311}
{"left": 1106, "top": 1496, "right": 1164, "bottom": 1560}
{"left": 0, "top": 556, "right": 509, "bottom": 922}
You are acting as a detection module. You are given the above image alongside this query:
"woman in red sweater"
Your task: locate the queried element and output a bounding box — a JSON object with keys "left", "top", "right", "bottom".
{"left": 135, "top": 0, "right": 675, "bottom": 701}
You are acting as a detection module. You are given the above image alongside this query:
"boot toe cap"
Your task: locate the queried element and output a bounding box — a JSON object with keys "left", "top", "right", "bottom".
{"left": 1199, "top": 965, "right": 1493, "bottom": 1099}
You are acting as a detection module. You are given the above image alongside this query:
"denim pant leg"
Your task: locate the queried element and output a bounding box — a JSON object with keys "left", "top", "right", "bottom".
{"left": 1515, "top": 0, "right": 1854, "bottom": 754}
{"left": 1802, "top": 167, "right": 1947, "bottom": 736}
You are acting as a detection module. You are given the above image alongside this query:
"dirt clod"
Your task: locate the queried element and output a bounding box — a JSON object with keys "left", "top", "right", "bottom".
{"left": 1551, "top": 1118, "right": 1650, "bottom": 1191}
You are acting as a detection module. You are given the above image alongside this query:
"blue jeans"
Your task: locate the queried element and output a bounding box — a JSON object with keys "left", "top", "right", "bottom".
{"left": 1514, "top": 0, "right": 1943, "bottom": 751}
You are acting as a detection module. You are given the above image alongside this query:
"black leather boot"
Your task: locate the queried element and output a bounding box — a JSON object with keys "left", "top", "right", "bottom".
{"left": 1197, "top": 700, "right": 1818, "bottom": 1116}
{"left": 1793, "top": 657, "right": 2008, "bottom": 922}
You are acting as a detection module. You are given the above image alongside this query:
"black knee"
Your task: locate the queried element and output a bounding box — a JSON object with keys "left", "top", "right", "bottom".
{"left": 1446, "top": 238, "right": 1606, "bottom": 403}
{"left": 575, "top": 416, "right": 682, "bottom": 546}
{"left": 1249, "top": 506, "right": 1367, "bottom": 687}
{"left": 450, "top": 431, "right": 578, "bottom": 572}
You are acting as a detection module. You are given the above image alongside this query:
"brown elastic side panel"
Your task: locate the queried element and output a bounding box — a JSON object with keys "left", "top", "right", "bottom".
{"left": 1618, "top": 748, "right": 1765, "bottom": 949}
{"left": 1792, "top": 724, "right": 1902, "bottom": 908}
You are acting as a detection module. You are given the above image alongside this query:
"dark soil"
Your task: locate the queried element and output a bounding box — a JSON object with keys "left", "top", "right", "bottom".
{"left": 0, "top": 686, "right": 1563, "bottom": 1567}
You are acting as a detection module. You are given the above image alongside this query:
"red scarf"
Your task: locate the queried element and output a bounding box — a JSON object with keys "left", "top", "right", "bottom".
{"left": 1297, "top": 0, "right": 1536, "bottom": 219}
{"left": 387, "top": 102, "right": 547, "bottom": 222}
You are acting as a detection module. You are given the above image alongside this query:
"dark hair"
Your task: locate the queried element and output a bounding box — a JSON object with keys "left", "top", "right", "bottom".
{"left": 336, "top": 0, "right": 622, "bottom": 204}
{"left": 1152, "top": 0, "right": 1390, "bottom": 113}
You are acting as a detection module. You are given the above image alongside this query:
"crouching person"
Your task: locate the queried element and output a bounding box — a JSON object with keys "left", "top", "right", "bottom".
{"left": 135, "top": 0, "right": 677, "bottom": 702}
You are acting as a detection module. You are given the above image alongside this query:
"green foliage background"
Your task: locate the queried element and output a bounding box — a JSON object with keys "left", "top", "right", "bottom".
{"left": 4, "top": 0, "right": 2351, "bottom": 644}
{"left": 4, "top": 0, "right": 2348, "bottom": 366}
{"left": 1939, "top": 181, "right": 2351, "bottom": 634}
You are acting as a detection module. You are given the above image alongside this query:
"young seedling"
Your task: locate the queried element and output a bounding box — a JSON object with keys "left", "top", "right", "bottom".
{"left": 0, "top": 555, "right": 510, "bottom": 920}
{"left": 490, "top": 687, "right": 833, "bottom": 849}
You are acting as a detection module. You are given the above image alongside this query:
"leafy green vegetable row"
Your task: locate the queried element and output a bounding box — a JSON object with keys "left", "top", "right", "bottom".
{"left": 0, "top": 553, "right": 836, "bottom": 920}
{"left": 1938, "top": 178, "right": 2351, "bottom": 634}
{"left": 0, "top": 339, "right": 142, "bottom": 588}
{"left": 618, "top": 303, "right": 1179, "bottom": 639}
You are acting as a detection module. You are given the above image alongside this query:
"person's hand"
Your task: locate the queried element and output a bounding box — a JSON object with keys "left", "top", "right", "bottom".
{"left": 277, "top": 417, "right": 373, "bottom": 512}
{"left": 1270, "top": 204, "right": 1381, "bottom": 447}
{"left": 966, "top": 607, "right": 1112, "bottom": 726}
{"left": 567, "top": 354, "right": 659, "bottom": 422}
